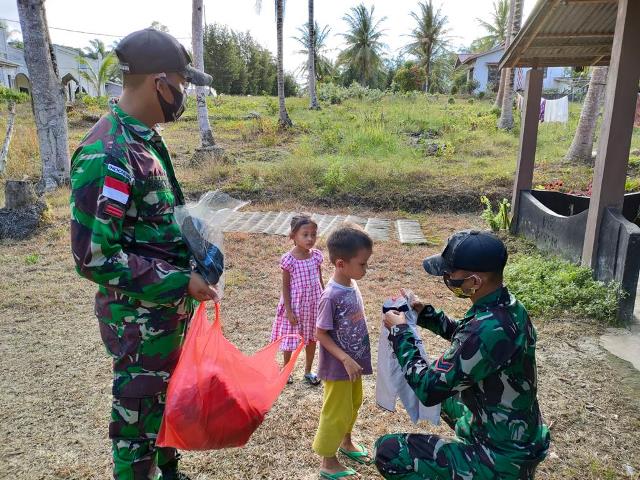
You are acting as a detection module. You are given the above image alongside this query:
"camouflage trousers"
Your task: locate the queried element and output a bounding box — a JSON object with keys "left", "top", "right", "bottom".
{"left": 97, "top": 292, "right": 195, "bottom": 479}
{"left": 110, "top": 394, "right": 176, "bottom": 480}
{"left": 374, "top": 397, "right": 540, "bottom": 480}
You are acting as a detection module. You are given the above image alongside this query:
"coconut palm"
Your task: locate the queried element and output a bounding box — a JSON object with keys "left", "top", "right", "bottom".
{"left": 404, "top": 0, "right": 450, "bottom": 93}
{"left": 255, "top": 0, "right": 292, "bottom": 127}
{"left": 307, "top": 0, "right": 320, "bottom": 109}
{"left": 76, "top": 52, "right": 119, "bottom": 97}
{"left": 565, "top": 67, "right": 608, "bottom": 163}
{"left": 337, "top": 4, "right": 387, "bottom": 88}
{"left": 17, "top": 0, "right": 70, "bottom": 190}
{"left": 497, "top": 0, "right": 523, "bottom": 130}
{"left": 293, "top": 21, "right": 334, "bottom": 82}
{"left": 476, "top": 0, "right": 509, "bottom": 49}
{"left": 83, "top": 38, "right": 108, "bottom": 60}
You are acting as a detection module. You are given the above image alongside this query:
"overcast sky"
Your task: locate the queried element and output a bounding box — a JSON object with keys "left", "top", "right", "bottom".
{"left": 0, "top": 0, "right": 535, "bottom": 78}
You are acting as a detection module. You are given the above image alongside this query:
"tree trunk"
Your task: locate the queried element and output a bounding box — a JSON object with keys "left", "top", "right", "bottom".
{"left": 308, "top": 0, "right": 320, "bottom": 110}
{"left": 497, "top": 0, "right": 523, "bottom": 130}
{"left": 565, "top": 66, "right": 608, "bottom": 163}
{"left": 192, "top": 0, "right": 217, "bottom": 149}
{"left": 17, "top": 0, "right": 69, "bottom": 191}
{"left": 5, "top": 180, "right": 38, "bottom": 209}
{"left": 0, "top": 101, "right": 17, "bottom": 175}
{"left": 493, "top": 69, "right": 506, "bottom": 109}
{"left": 276, "top": 0, "right": 292, "bottom": 128}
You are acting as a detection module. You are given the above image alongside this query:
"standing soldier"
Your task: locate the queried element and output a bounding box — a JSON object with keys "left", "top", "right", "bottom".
{"left": 376, "top": 230, "right": 550, "bottom": 479}
{"left": 70, "top": 29, "right": 218, "bottom": 480}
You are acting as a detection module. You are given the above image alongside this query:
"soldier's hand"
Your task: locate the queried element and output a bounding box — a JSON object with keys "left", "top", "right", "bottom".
{"left": 401, "top": 288, "right": 425, "bottom": 314}
{"left": 188, "top": 272, "right": 220, "bottom": 302}
{"left": 384, "top": 310, "right": 408, "bottom": 329}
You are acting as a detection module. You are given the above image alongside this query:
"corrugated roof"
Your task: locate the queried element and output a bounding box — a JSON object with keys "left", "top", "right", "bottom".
{"left": 500, "top": 0, "right": 618, "bottom": 69}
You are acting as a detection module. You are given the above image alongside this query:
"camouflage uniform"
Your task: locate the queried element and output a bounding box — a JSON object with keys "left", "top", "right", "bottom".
{"left": 70, "top": 100, "right": 195, "bottom": 479}
{"left": 375, "top": 287, "right": 550, "bottom": 479}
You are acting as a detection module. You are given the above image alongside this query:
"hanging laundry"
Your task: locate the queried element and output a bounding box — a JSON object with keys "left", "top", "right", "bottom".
{"left": 376, "top": 295, "right": 441, "bottom": 425}
{"left": 543, "top": 95, "right": 569, "bottom": 123}
{"left": 539, "top": 98, "right": 546, "bottom": 122}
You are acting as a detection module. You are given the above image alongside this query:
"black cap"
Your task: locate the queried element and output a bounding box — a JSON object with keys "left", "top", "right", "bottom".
{"left": 115, "top": 28, "right": 212, "bottom": 86}
{"left": 422, "top": 230, "right": 508, "bottom": 276}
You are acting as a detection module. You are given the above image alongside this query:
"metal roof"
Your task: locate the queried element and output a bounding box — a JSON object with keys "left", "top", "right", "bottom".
{"left": 499, "top": 0, "right": 619, "bottom": 69}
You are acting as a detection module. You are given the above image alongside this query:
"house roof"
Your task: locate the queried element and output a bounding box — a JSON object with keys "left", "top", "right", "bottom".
{"left": 456, "top": 44, "right": 505, "bottom": 67}
{"left": 499, "top": 0, "right": 618, "bottom": 69}
{"left": 0, "top": 58, "right": 19, "bottom": 68}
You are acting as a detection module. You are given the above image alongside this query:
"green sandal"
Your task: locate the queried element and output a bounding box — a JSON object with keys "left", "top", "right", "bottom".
{"left": 338, "top": 444, "right": 372, "bottom": 465}
{"left": 319, "top": 467, "right": 357, "bottom": 479}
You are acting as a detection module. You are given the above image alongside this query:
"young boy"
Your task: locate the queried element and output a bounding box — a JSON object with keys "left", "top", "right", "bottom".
{"left": 313, "top": 224, "right": 374, "bottom": 479}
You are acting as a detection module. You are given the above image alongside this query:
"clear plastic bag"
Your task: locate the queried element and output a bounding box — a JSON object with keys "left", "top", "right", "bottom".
{"left": 174, "top": 191, "right": 249, "bottom": 298}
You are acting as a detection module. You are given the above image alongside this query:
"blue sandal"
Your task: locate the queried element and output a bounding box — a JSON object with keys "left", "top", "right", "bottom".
{"left": 304, "top": 373, "right": 321, "bottom": 386}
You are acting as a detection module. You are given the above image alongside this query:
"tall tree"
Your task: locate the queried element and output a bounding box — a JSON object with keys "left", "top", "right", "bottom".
{"left": 497, "top": 0, "right": 523, "bottom": 130}
{"left": 405, "top": 0, "right": 449, "bottom": 93}
{"left": 83, "top": 38, "right": 108, "bottom": 60}
{"left": 565, "top": 67, "right": 608, "bottom": 163}
{"left": 192, "top": 0, "right": 217, "bottom": 149}
{"left": 76, "top": 53, "right": 118, "bottom": 96}
{"left": 255, "top": 0, "right": 293, "bottom": 127}
{"left": 337, "top": 4, "right": 387, "bottom": 88}
{"left": 307, "top": 0, "right": 320, "bottom": 109}
{"left": 476, "top": 0, "right": 509, "bottom": 49}
{"left": 488, "top": 0, "right": 512, "bottom": 108}
{"left": 17, "top": 0, "right": 69, "bottom": 191}
{"left": 294, "top": 22, "right": 333, "bottom": 82}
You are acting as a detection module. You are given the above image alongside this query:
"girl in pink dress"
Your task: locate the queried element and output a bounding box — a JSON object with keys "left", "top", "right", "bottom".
{"left": 271, "top": 215, "right": 325, "bottom": 385}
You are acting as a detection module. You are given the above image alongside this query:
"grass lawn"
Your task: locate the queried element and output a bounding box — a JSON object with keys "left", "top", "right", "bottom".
{"left": 2, "top": 93, "right": 639, "bottom": 212}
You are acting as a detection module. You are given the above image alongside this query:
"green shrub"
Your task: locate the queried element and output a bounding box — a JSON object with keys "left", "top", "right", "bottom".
{"left": 505, "top": 253, "right": 624, "bottom": 323}
{"left": 448, "top": 97, "right": 455, "bottom": 104}
{"left": 0, "top": 86, "right": 29, "bottom": 104}
{"left": 481, "top": 196, "right": 511, "bottom": 231}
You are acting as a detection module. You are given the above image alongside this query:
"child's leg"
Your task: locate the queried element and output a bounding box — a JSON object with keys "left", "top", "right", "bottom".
{"left": 339, "top": 377, "right": 371, "bottom": 460}
{"left": 282, "top": 350, "right": 292, "bottom": 367}
{"left": 304, "top": 341, "right": 316, "bottom": 374}
{"left": 313, "top": 380, "right": 358, "bottom": 476}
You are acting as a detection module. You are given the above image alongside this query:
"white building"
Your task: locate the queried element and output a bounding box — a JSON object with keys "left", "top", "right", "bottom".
{"left": 456, "top": 45, "right": 569, "bottom": 93}
{"left": 0, "top": 25, "right": 122, "bottom": 100}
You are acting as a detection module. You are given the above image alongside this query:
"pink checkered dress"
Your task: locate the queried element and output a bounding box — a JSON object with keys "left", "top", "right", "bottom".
{"left": 271, "top": 249, "right": 324, "bottom": 351}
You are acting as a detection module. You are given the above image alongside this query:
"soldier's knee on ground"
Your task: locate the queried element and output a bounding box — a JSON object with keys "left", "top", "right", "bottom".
{"left": 375, "top": 434, "right": 405, "bottom": 475}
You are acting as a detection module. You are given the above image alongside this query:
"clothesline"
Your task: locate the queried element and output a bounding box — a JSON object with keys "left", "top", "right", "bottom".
{"left": 516, "top": 93, "right": 569, "bottom": 123}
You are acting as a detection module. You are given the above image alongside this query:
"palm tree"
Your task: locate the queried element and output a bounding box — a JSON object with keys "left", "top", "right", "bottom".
{"left": 192, "top": 0, "right": 218, "bottom": 149}
{"left": 565, "top": 67, "right": 608, "bottom": 163}
{"left": 83, "top": 38, "right": 108, "bottom": 60}
{"left": 476, "top": 0, "right": 509, "bottom": 49}
{"left": 307, "top": 0, "right": 320, "bottom": 110}
{"left": 255, "top": 0, "right": 292, "bottom": 127}
{"left": 497, "top": 0, "right": 523, "bottom": 130}
{"left": 17, "top": 0, "right": 69, "bottom": 191}
{"left": 487, "top": 0, "right": 511, "bottom": 109}
{"left": 293, "top": 22, "right": 334, "bottom": 82}
{"left": 77, "top": 53, "right": 118, "bottom": 97}
{"left": 337, "top": 4, "right": 387, "bottom": 88}
{"left": 404, "top": 0, "right": 449, "bottom": 93}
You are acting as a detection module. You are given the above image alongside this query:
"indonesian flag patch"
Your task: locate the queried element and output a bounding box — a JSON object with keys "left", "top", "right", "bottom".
{"left": 102, "top": 176, "right": 130, "bottom": 205}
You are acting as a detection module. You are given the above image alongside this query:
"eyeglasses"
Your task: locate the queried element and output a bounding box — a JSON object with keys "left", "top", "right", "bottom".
{"left": 443, "top": 273, "right": 473, "bottom": 288}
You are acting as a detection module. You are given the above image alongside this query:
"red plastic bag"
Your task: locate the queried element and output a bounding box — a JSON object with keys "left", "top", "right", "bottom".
{"left": 157, "top": 302, "right": 303, "bottom": 450}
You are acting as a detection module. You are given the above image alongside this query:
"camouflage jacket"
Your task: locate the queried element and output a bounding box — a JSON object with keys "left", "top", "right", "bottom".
{"left": 70, "top": 100, "right": 191, "bottom": 309}
{"left": 389, "top": 287, "right": 550, "bottom": 461}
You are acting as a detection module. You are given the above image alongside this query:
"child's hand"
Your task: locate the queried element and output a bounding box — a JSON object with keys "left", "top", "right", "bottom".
{"left": 401, "top": 288, "right": 425, "bottom": 314}
{"left": 287, "top": 311, "right": 298, "bottom": 326}
{"left": 342, "top": 356, "right": 363, "bottom": 382}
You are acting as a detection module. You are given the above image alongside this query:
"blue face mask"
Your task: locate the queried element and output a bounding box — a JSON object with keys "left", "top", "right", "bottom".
{"left": 156, "top": 77, "right": 186, "bottom": 122}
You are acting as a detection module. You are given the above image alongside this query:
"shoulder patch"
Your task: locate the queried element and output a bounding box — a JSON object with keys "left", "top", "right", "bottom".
{"left": 434, "top": 354, "right": 454, "bottom": 373}
{"left": 107, "top": 163, "right": 132, "bottom": 181}
{"left": 103, "top": 176, "right": 130, "bottom": 205}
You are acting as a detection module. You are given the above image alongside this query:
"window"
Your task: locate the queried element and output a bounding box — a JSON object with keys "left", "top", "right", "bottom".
{"left": 7, "top": 74, "right": 11, "bottom": 88}
{"left": 543, "top": 67, "right": 548, "bottom": 79}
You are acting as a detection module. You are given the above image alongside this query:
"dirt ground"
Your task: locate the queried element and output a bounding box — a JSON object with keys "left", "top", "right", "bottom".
{"left": 0, "top": 197, "right": 639, "bottom": 480}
